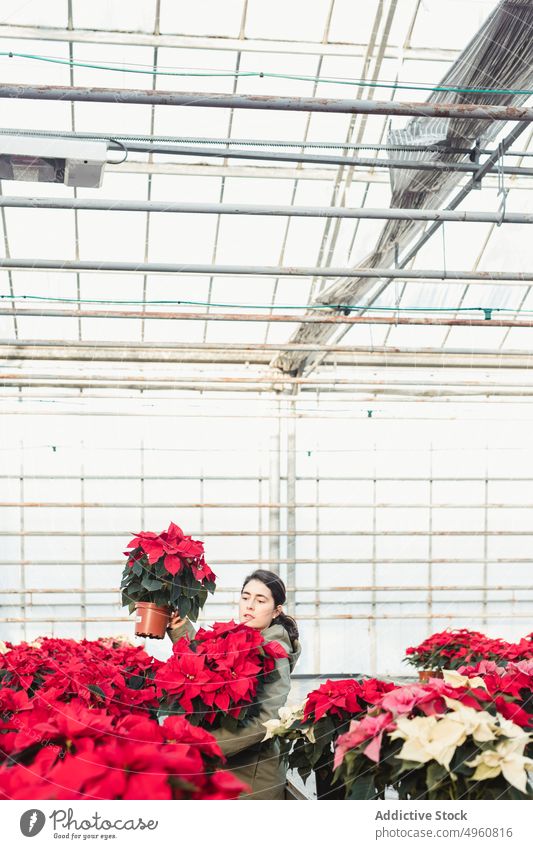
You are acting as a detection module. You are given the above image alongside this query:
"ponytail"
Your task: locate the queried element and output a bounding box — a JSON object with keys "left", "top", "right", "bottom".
{"left": 274, "top": 610, "right": 299, "bottom": 643}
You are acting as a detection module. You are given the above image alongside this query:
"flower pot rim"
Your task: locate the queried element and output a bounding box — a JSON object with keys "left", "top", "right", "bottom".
{"left": 135, "top": 601, "right": 171, "bottom": 610}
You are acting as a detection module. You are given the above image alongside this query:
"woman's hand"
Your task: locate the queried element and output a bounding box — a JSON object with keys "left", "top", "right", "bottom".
{"left": 167, "top": 611, "right": 187, "bottom": 631}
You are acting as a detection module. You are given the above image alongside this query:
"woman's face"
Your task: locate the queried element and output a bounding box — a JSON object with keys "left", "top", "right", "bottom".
{"left": 239, "top": 578, "right": 280, "bottom": 630}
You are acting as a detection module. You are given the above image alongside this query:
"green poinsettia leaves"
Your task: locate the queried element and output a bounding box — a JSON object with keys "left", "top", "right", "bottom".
{"left": 125, "top": 674, "right": 146, "bottom": 690}
{"left": 120, "top": 541, "right": 214, "bottom": 626}
{"left": 177, "top": 596, "right": 192, "bottom": 619}
{"left": 87, "top": 684, "right": 106, "bottom": 702}
{"left": 141, "top": 576, "right": 164, "bottom": 592}
{"left": 346, "top": 772, "right": 377, "bottom": 800}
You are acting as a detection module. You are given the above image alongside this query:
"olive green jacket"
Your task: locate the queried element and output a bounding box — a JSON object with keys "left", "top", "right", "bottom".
{"left": 166, "top": 619, "right": 301, "bottom": 799}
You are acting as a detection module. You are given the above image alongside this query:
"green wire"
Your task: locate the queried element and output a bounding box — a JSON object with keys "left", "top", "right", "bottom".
{"left": 0, "top": 293, "right": 525, "bottom": 315}
{"left": 2, "top": 50, "right": 533, "bottom": 97}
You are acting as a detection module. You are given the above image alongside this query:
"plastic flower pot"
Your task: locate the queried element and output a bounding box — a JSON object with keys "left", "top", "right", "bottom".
{"left": 135, "top": 602, "right": 171, "bottom": 639}
{"left": 418, "top": 669, "right": 443, "bottom": 683}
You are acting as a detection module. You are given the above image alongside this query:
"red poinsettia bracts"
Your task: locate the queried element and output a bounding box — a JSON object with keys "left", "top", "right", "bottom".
{"left": 456, "top": 659, "right": 533, "bottom": 729}
{"left": 126, "top": 522, "right": 208, "bottom": 579}
{"left": 304, "top": 677, "right": 396, "bottom": 723}
{"left": 404, "top": 628, "right": 533, "bottom": 671}
{"left": 122, "top": 521, "right": 217, "bottom": 624}
{"left": 0, "top": 701, "right": 248, "bottom": 800}
{"left": 155, "top": 621, "right": 287, "bottom": 728}
{"left": 0, "top": 637, "right": 250, "bottom": 801}
{"left": 0, "top": 636, "right": 163, "bottom": 721}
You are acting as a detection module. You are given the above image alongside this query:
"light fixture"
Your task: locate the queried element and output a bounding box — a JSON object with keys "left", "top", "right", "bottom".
{"left": 0, "top": 135, "right": 108, "bottom": 187}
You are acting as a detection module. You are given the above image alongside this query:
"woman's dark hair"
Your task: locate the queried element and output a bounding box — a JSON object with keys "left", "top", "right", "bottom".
{"left": 241, "top": 569, "right": 299, "bottom": 643}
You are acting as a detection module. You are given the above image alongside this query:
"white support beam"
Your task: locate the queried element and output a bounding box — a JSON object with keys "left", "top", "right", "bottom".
{"left": 1, "top": 342, "right": 533, "bottom": 369}
{"left": 108, "top": 160, "right": 533, "bottom": 190}
{"left": 0, "top": 24, "right": 459, "bottom": 61}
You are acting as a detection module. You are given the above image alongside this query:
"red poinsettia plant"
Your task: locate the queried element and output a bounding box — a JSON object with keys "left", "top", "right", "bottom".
{"left": 279, "top": 677, "right": 396, "bottom": 789}
{"left": 0, "top": 701, "right": 248, "bottom": 800}
{"left": 121, "top": 521, "right": 217, "bottom": 622}
{"left": 0, "top": 636, "right": 162, "bottom": 718}
{"left": 0, "top": 637, "right": 248, "bottom": 800}
{"left": 457, "top": 659, "right": 533, "bottom": 732}
{"left": 155, "top": 620, "right": 287, "bottom": 730}
{"left": 404, "top": 628, "right": 533, "bottom": 671}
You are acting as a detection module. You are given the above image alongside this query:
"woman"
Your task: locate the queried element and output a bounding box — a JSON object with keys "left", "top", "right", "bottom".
{"left": 167, "top": 569, "right": 301, "bottom": 800}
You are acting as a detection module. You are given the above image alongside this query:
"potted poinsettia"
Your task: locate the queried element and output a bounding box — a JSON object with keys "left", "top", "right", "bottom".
{"left": 333, "top": 687, "right": 533, "bottom": 800}
{"left": 404, "top": 629, "right": 533, "bottom": 682}
{"left": 155, "top": 620, "right": 287, "bottom": 729}
{"left": 0, "top": 699, "right": 248, "bottom": 800}
{"left": 121, "top": 522, "right": 216, "bottom": 639}
{"left": 262, "top": 677, "right": 395, "bottom": 799}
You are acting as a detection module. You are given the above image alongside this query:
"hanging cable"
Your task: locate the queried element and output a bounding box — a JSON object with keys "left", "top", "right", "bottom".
{"left": 0, "top": 292, "right": 531, "bottom": 316}
{"left": 106, "top": 138, "right": 128, "bottom": 165}
{"left": 2, "top": 50, "right": 533, "bottom": 96}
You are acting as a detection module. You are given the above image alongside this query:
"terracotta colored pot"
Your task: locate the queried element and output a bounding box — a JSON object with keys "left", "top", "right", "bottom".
{"left": 418, "top": 669, "right": 443, "bottom": 683}
{"left": 135, "top": 602, "right": 171, "bottom": 639}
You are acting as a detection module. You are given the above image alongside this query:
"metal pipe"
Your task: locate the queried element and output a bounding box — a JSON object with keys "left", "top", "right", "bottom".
{"left": 110, "top": 161, "right": 533, "bottom": 190}
{"left": 1, "top": 195, "right": 532, "bottom": 224}
{"left": 1, "top": 84, "right": 532, "bottom": 121}
{"left": 5, "top": 382, "right": 533, "bottom": 397}
{"left": 286, "top": 399, "right": 297, "bottom": 614}
{"left": 8, "top": 127, "right": 533, "bottom": 175}
{"left": 3, "top": 584, "right": 530, "bottom": 594}
{"left": 2, "top": 342, "right": 533, "bottom": 369}
{"left": 6, "top": 338, "right": 532, "bottom": 353}
{"left": 1, "top": 258, "right": 532, "bottom": 282}
{"left": 5, "top": 373, "right": 533, "bottom": 391}
{"left": 7, "top": 129, "right": 506, "bottom": 156}
{"left": 2, "top": 529, "right": 533, "bottom": 537}
{"left": 1, "top": 612, "right": 531, "bottom": 623}
{"left": 2, "top": 597, "right": 530, "bottom": 608}
{"left": 107, "top": 140, "right": 533, "bottom": 178}
{"left": 0, "top": 474, "right": 531, "bottom": 482}
{"left": 5, "top": 500, "right": 533, "bottom": 509}
{"left": 1, "top": 558, "right": 531, "bottom": 565}
{"left": 0, "top": 25, "right": 460, "bottom": 62}
{"left": 2, "top": 308, "right": 533, "bottom": 328}
{"left": 7, "top": 405, "right": 533, "bottom": 417}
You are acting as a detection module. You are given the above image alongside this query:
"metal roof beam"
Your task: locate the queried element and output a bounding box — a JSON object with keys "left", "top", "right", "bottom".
{"left": 1, "top": 259, "right": 532, "bottom": 282}
{"left": 2, "top": 308, "right": 533, "bottom": 327}
{"left": 1, "top": 341, "right": 533, "bottom": 369}
{"left": 110, "top": 140, "right": 533, "bottom": 177}
{"left": 1, "top": 84, "right": 532, "bottom": 121}
{"left": 5, "top": 374, "right": 533, "bottom": 397}
{"left": 109, "top": 160, "right": 533, "bottom": 189}
{"left": 0, "top": 195, "right": 532, "bottom": 224}
{"left": 0, "top": 24, "right": 461, "bottom": 61}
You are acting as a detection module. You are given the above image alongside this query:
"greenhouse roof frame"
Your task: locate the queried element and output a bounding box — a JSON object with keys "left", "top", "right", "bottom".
{"left": 1, "top": 0, "right": 533, "bottom": 401}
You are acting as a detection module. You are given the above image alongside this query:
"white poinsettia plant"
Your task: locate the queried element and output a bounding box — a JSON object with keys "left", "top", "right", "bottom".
{"left": 262, "top": 701, "right": 316, "bottom": 744}
{"left": 333, "top": 669, "right": 533, "bottom": 800}
{"left": 390, "top": 696, "right": 533, "bottom": 795}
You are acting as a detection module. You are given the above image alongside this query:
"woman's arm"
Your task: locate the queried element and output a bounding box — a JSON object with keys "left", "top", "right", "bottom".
{"left": 209, "top": 656, "right": 292, "bottom": 758}
{"left": 166, "top": 615, "right": 196, "bottom": 644}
